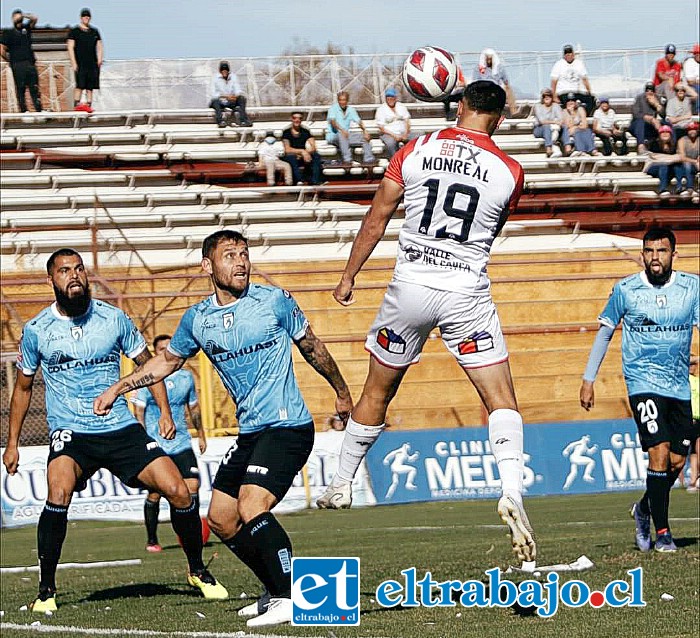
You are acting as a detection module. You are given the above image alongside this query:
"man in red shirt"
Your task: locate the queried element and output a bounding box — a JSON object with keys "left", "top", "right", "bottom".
{"left": 654, "top": 44, "right": 683, "bottom": 100}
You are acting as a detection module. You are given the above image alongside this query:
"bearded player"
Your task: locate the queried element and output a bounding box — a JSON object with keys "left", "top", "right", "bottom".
{"left": 3, "top": 249, "right": 227, "bottom": 612}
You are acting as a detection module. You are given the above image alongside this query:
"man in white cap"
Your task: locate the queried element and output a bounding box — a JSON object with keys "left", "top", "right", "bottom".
{"left": 374, "top": 88, "right": 413, "bottom": 158}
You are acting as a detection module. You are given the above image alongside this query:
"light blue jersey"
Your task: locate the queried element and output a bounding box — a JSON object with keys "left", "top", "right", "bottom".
{"left": 599, "top": 271, "right": 699, "bottom": 399}
{"left": 17, "top": 300, "right": 146, "bottom": 434}
{"left": 168, "top": 285, "right": 312, "bottom": 434}
{"left": 131, "top": 369, "right": 197, "bottom": 455}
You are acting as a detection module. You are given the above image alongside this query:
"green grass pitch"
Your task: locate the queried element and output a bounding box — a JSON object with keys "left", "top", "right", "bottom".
{"left": 1, "top": 491, "right": 698, "bottom": 638}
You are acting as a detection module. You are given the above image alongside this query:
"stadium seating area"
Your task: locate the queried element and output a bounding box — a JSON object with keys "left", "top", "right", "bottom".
{"left": 1, "top": 97, "right": 698, "bottom": 440}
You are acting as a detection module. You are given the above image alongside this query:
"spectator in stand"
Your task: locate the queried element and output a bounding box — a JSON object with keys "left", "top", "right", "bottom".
{"left": 678, "top": 121, "right": 699, "bottom": 195}
{"left": 532, "top": 88, "right": 564, "bottom": 157}
{"left": 281, "top": 112, "right": 322, "bottom": 185}
{"left": 562, "top": 93, "right": 598, "bottom": 156}
{"left": 653, "top": 44, "right": 683, "bottom": 102}
{"left": 66, "top": 8, "right": 103, "bottom": 113}
{"left": 643, "top": 125, "right": 687, "bottom": 198}
{"left": 592, "top": 97, "right": 628, "bottom": 156}
{"left": 375, "top": 88, "right": 413, "bottom": 159}
{"left": 326, "top": 91, "right": 375, "bottom": 165}
{"left": 666, "top": 83, "right": 697, "bottom": 140}
{"left": 550, "top": 44, "right": 594, "bottom": 115}
{"left": 471, "top": 48, "right": 518, "bottom": 115}
{"left": 257, "top": 132, "right": 292, "bottom": 187}
{"left": 0, "top": 9, "right": 42, "bottom": 112}
{"left": 209, "top": 61, "right": 251, "bottom": 128}
{"left": 443, "top": 64, "right": 466, "bottom": 120}
{"left": 682, "top": 44, "right": 700, "bottom": 114}
{"left": 630, "top": 82, "right": 665, "bottom": 154}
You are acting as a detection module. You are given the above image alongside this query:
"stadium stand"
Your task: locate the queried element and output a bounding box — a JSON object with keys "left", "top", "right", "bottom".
{"left": 1, "top": 45, "right": 698, "bottom": 445}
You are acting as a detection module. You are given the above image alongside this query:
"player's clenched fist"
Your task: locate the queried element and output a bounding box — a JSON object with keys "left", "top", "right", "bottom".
{"left": 2, "top": 446, "right": 19, "bottom": 475}
{"left": 93, "top": 389, "right": 117, "bottom": 415}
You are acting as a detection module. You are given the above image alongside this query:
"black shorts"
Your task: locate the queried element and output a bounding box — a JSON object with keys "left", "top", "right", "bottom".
{"left": 48, "top": 423, "right": 166, "bottom": 490}
{"left": 169, "top": 448, "right": 200, "bottom": 481}
{"left": 629, "top": 393, "right": 695, "bottom": 455}
{"left": 213, "top": 424, "right": 314, "bottom": 501}
{"left": 75, "top": 65, "right": 100, "bottom": 90}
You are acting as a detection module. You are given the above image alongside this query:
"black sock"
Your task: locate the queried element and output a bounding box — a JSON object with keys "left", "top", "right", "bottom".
{"left": 638, "top": 491, "right": 650, "bottom": 516}
{"left": 668, "top": 466, "right": 683, "bottom": 489}
{"left": 238, "top": 512, "right": 292, "bottom": 597}
{"left": 222, "top": 529, "right": 271, "bottom": 588}
{"left": 646, "top": 469, "right": 670, "bottom": 535}
{"left": 170, "top": 498, "right": 204, "bottom": 572}
{"left": 144, "top": 500, "right": 160, "bottom": 545}
{"left": 37, "top": 502, "right": 69, "bottom": 592}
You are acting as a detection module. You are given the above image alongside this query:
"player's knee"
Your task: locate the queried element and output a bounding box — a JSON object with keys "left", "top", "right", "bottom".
{"left": 207, "top": 511, "right": 237, "bottom": 539}
{"left": 237, "top": 496, "right": 270, "bottom": 524}
{"left": 671, "top": 458, "right": 686, "bottom": 474}
{"left": 161, "top": 480, "right": 191, "bottom": 508}
{"left": 47, "top": 484, "right": 73, "bottom": 506}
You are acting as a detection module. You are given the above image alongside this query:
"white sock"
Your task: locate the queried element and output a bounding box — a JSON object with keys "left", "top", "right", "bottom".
{"left": 488, "top": 408, "right": 524, "bottom": 500}
{"left": 334, "top": 416, "right": 385, "bottom": 484}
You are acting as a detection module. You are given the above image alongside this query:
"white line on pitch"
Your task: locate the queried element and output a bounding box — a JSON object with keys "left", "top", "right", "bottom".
{"left": 1, "top": 560, "right": 142, "bottom": 574}
{"left": 0, "top": 623, "right": 324, "bottom": 638}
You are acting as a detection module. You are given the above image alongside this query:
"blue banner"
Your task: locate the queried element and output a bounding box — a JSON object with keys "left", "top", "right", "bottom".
{"left": 365, "top": 419, "right": 649, "bottom": 505}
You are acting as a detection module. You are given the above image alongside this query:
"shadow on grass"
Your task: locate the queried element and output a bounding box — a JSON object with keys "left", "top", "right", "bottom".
{"left": 82, "top": 582, "right": 192, "bottom": 602}
{"left": 674, "top": 537, "right": 698, "bottom": 548}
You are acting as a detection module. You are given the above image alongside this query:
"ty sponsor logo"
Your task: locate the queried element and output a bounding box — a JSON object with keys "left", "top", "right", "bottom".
{"left": 291, "top": 557, "right": 360, "bottom": 626}
{"left": 377, "top": 327, "right": 406, "bottom": 355}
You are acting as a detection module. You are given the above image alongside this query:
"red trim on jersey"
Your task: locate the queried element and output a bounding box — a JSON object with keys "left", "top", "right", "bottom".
{"left": 448, "top": 126, "right": 524, "bottom": 193}
{"left": 384, "top": 136, "right": 420, "bottom": 187}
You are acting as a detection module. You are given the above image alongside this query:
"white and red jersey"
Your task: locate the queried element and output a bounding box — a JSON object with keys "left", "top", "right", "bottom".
{"left": 385, "top": 126, "right": 524, "bottom": 295}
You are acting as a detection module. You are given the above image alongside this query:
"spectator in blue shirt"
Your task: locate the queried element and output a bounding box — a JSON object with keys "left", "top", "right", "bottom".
{"left": 209, "top": 61, "right": 251, "bottom": 128}
{"left": 326, "top": 91, "right": 375, "bottom": 164}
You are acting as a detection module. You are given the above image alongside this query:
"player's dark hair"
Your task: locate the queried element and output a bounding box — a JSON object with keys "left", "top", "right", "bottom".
{"left": 153, "top": 334, "right": 172, "bottom": 349}
{"left": 463, "top": 80, "right": 507, "bottom": 114}
{"left": 202, "top": 230, "right": 248, "bottom": 259}
{"left": 46, "top": 248, "right": 82, "bottom": 274}
{"left": 643, "top": 227, "right": 676, "bottom": 251}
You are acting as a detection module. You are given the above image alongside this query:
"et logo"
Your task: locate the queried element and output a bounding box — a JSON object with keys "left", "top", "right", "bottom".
{"left": 291, "top": 557, "right": 360, "bottom": 626}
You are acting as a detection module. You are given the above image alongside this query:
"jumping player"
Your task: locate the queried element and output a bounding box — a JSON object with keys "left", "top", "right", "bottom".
{"left": 580, "top": 227, "right": 699, "bottom": 552}
{"left": 316, "top": 81, "right": 536, "bottom": 564}
{"left": 132, "top": 334, "right": 206, "bottom": 553}
{"left": 2, "top": 249, "right": 227, "bottom": 613}
{"left": 95, "top": 230, "right": 353, "bottom": 627}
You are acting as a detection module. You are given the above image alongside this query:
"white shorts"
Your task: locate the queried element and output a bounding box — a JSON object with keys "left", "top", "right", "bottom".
{"left": 365, "top": 280, "right": 508, "bottom": 369}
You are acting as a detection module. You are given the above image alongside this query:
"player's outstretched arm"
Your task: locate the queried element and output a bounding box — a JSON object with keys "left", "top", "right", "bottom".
{"left": 189, "top": 404, "right": 207, "bottom": 454}
{"left": 93, "top": 349, "right": 185, "bottom": 416}
{"left": 334, "top": 177, "right": 404, "bottom": 306}
{"left": 580, "top": 323, "right": 616, "bottom": 411}
{"left": 132, "top": 348, "right": 177, "bottom": 440}
{"left": 295, "top": 325, "right": 353, "bottom": 424}
{"left": 2, "top": 370, "right": 35, "bottom": 475}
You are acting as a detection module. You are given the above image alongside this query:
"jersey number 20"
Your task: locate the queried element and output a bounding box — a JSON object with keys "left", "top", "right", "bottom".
{"left": 418, "top": 179, "right": 480, "bottom": 243}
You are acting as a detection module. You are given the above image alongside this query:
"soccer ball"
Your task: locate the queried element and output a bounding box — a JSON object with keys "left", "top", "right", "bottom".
{"left": 402, "top": 46, "right": 458, "bottom": 102}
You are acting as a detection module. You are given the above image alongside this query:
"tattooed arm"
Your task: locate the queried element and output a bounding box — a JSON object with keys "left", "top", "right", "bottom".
{"left": 93, "top": 349, "right": 185, "bottom": 420}
{"left": 131, "top": 348, "right": 177, "bottom": 439}
{"left": 295, "top": 326, "right": 353, "bottom": 424}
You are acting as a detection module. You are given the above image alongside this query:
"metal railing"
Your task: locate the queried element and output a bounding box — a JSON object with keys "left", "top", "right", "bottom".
{"left": 2, "top": 45, "right": 694, "bottom": 113}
